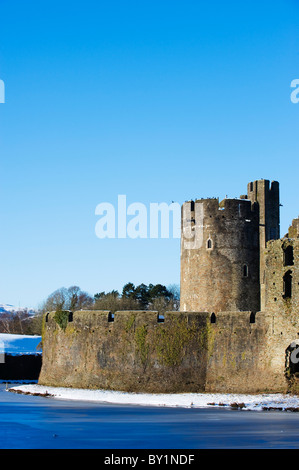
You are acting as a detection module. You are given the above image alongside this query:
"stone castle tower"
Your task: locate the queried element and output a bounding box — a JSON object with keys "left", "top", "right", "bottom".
{"left": 180, "top": 179, "right": 280, "bottom": 313}
{"left": 39, "top": 177, "right": 299, "bottom": 394}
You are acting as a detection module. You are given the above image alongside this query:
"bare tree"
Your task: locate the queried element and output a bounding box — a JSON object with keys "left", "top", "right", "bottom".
{"left": 39, "top": 286, "right": 94, "bottom": 313}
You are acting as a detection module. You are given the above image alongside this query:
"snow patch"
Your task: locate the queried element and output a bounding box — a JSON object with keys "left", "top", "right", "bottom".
{"left": 8, "top": 384, "right": 299, "bottom": 411}
{"left": 0, "top": 333, "right": 42, "bottom": 356}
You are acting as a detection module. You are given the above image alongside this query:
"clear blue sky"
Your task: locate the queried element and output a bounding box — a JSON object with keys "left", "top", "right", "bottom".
{"left": 0, "top": 0, "right": 298, "bottom": 308}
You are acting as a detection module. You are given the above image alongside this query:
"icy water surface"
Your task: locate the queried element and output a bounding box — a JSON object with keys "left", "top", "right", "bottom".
{"left": 1, "top": 384, "right": 299, "bottom": 449}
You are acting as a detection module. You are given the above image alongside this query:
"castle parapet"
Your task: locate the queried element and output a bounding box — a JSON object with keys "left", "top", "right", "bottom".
{"left": 39, "top": 309, "right": 287, "bottom": 394}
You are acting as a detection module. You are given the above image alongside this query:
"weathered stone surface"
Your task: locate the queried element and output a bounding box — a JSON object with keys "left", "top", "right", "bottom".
{"left": 39, "top": 311, "right": 212, "bottom": 393}
{"left": 39, "top": 308, "right": 298, "bottom": 393}
{"left": 180, "top": 198, "right": 260, "bottom": 313}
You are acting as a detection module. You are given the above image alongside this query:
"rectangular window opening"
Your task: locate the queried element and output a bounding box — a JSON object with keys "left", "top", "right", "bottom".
{"left": 108, "top": 312, "right": 115, "bottom": 322}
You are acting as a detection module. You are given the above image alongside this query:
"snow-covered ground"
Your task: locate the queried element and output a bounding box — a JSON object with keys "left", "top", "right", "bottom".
{"left": 8, "top": 384, "right": 299, "bottom": 411}
{"left": 0, "top": 333, "right": 42, "bottom": 355}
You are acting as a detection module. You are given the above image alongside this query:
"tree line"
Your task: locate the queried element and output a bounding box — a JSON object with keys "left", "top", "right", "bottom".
{"left": 0, "top": 283, "right": 180, "bottom": 335}
{"left": 0, "top": 309, "right": 43, "bottom": 336}
{"left": 94, "top": 282, "right": 180, "bottom": 313}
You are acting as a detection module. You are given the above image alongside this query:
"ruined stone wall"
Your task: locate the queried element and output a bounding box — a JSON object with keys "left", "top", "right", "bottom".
{"left": 39, "top": 311, "right": 212, "bottom": 393}
{"left": 180, "top": 198, "right": 260, "bottom": 313}
{"left": 39, "top": 309, "right": 292, "bottom": 393}
{"left": 247, "top": 179, "right": 280, "bottom": 247}
{"left": 264, "top": 236, "right": 299, "bottom": 318}
{"left": 247, "top": 179, "right": 280, "bottom": 309}
{"left": 288, "top": 218, "right": 299, "bottom": 239}
{"left": 256, "top": 221, "right": 299, "bottom": 390}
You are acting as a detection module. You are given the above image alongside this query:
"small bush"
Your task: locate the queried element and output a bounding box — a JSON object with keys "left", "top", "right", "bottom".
{"left": 54, "top": 310, "right": 69, "bottom": 331}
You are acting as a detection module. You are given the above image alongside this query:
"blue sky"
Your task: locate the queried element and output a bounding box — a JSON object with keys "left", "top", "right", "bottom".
{"left": 0, "top": 0, "right": 298, "bottom": 308}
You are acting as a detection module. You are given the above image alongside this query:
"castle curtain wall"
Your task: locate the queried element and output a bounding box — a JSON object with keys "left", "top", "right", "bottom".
{"left": 39, "top": 309, "right": 290, "bottom": 394}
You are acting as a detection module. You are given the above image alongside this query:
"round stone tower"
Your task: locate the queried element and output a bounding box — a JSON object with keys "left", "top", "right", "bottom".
{"left": 180, "top": 196, "right": 260, "bottom": 313}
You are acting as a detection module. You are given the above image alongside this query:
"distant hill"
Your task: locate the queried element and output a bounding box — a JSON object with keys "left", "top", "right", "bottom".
{"left": 0, "top": 304, "right": 37, "bottom": 315}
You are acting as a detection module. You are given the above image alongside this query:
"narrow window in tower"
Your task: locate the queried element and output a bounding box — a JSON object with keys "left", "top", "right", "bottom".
{"left": 243, "top": 264, "right": 249, "bottom": 277}
{"left": 284, "top": 245, "right": 294, "bottom": 266}
{"left": 207, "top": 238, "right": 213, "bottom": 249}
{"left": 283, "top": 270, "right": 292, "bottom": 299}
{"left": 211, "top": 313, "right": 216, "bottom": 324}
{"left": 250, "top": 312, "right": 256, "bottom": 324}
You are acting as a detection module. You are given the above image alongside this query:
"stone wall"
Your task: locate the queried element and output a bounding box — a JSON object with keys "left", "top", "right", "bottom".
{"left": 264, "top": 237, "right": 299, "bottom": 318}
{"left": 39, "top": 309, "right": 294, "bottom": 393}
{"left": 288, "top": 218, "right": 299, "bottom": 239}
{"left": 205, "top": 311, "right": 288, "bottom": 393}
{"left": 247, "top": 179, "right": 280, "bottom": 310}
{"left": 39, "top": 311, "right": 212, "bottom": 393}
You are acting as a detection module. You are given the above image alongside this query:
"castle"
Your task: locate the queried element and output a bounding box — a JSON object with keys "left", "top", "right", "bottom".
{"left": 39, "top": 179, "right": 299, "bottom": 394}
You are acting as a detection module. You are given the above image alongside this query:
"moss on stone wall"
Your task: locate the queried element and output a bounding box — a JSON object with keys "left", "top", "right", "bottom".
{"left": 135, "top": 325, "right": 149, "bottom": 367}
{"left": 125, "top": 314, "right": 136, "bottom": 333}
{"left": 153, "top": 317, "right": 208, "bottom": 367}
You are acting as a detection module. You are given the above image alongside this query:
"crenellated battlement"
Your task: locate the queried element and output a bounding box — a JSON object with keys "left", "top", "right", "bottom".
{"left": 44, "top": 309, "right": 266, "bottom": 330}
{"left": 247, "top": 179, "right": 279, "bottom": 201}
{"left": 183, "top": 197, "right": 256, "bottom": 220}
